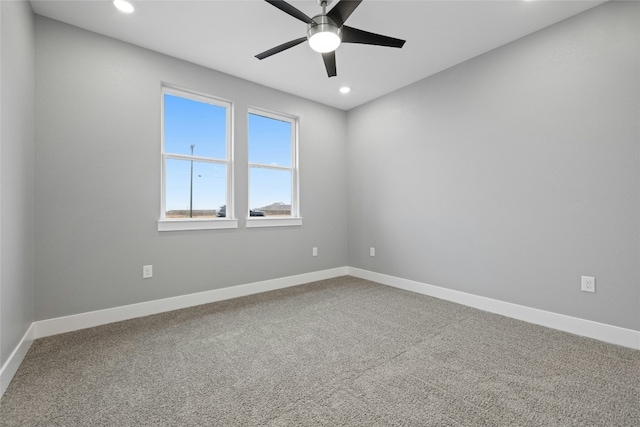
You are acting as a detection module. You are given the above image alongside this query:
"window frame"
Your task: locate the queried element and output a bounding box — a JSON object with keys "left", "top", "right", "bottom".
{"left": 246, "top": 107, "right": 301, "bottom": 228}
{"left": 158, "top": 85, "right": 237, "bottom": 231}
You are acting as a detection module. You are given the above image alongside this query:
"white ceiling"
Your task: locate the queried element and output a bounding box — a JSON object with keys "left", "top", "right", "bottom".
{"left": 30, "top": 0, "right": 606, "bottom": 110}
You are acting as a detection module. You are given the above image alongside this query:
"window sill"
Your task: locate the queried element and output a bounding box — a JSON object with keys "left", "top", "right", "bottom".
{"left": 245, "top": 217, "right": 303, "bottom": 228}
{"left": 158, "top": 218, "right": 238, "bottom": 232}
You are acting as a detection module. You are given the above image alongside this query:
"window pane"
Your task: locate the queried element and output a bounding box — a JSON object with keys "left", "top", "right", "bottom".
{"left": 165, "top": 158, "right": 226, "bottom": 218}
{"left": 248, "top": 113, "right": 291, "bottom": 167}
{"left": 249, "top": 167, "right": 291, "bottom": 217}
{"left": 164, "top": 93, "right": 226, "bottom": 159}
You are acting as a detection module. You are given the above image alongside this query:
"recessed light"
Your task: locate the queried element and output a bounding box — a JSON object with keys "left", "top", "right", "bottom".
{"left": 113, "top": 0, "right": 134, "bottom": 14}
{"left": 339, "top": 86, "right": 351, "bottom": 94}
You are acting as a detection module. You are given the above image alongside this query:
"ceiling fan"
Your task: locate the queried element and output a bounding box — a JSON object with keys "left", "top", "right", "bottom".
{"left": 255, "top": 0, "right": 406, "bottom": 78}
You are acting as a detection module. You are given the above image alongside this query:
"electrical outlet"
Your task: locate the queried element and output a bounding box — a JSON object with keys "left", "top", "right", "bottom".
{"left": 312, "top": 247, "right": 318, "bottom": 257}
{"left": 370, "top": 247, "right": 375, "bottom": 257}
{"left": 581, "top": 276, "right": 595, "bottom": 293}
{"left": 143, "top": 265, "right": 153, "bottom": 279}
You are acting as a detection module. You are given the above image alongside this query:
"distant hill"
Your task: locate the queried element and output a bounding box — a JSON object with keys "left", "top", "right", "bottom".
{"left": 259, "top": 202, "right": 291, "bottom": 211}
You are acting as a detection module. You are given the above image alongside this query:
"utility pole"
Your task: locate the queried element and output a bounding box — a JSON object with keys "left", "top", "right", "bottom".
{"left": 190, "top": 144, "right": 195, "bottom": 218}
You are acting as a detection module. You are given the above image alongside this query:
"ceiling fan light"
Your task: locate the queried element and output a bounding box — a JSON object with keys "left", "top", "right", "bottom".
{"left": 309, "top": 31, "right": 341, "bottom": 53}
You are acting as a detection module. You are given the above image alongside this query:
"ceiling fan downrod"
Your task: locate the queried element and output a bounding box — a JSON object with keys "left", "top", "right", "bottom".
{"left": 317, "top": 0, "right": 332, "bottom": 14}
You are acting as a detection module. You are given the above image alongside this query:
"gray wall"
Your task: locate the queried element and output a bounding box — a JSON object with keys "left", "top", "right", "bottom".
{"left": 1, "top": 0, "right": 35, "bottom": 365}
{"left": 34, "top": 17, "right": 348, "bottom": 320}
{"left": 347, "top": 2, "right": 640, "bottom": 331}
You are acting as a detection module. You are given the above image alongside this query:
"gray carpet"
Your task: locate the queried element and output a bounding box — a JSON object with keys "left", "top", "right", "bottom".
{"left": 1, "top": 276, "right": 638, "bottom": 426}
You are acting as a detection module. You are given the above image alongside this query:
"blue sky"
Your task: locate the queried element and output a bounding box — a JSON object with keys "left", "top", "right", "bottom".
{"left": 164, "top": 93, "right": 292, "bottom": 213}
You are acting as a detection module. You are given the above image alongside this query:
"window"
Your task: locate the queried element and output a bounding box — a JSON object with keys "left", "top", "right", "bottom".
{"left": 247, "top": 109, "right": 301, "bottom": 227}
{"left": 158, "top": 86, "right": 236, "bottom": 231}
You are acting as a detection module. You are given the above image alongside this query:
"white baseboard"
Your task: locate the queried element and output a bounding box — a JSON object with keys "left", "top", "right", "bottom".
{"left": 348, "top": 267, "right": 640, "bottom": 350}
{"left": 0, "top": 323, "right": 35, "bottom": 397}
{"left": 34, "top": 267, "right": 348, "bottom": 339}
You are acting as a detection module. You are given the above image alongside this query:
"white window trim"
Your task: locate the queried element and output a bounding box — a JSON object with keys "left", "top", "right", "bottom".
{"left": 247, "top": 107, "right": 301, "bottom": 228}
{"left": 246, "top": 217, "right": 302, "bottom": 228}
{"left": 158, "top": 85, "right": 236, "bottom": 232}
{"left": 158, "top": 218, "right": 238, "bottom": 232}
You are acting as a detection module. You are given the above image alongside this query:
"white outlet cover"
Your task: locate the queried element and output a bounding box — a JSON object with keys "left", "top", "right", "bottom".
{"left": 581, "top": 276, "right": 595, "bottom": 293}
{"left": 143, "top": 265, "right": 153, "bottom": 279}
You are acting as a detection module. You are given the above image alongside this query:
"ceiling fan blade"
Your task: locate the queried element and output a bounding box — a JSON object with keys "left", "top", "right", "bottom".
{"left": 264, "top": 0, "right": 315, "bottom": 24}
{"left": 342, "top": 26, "right": 406, "bottom": 48}
{"left": 327, "top": 0, "right": 362, "bottom": 27}
{"left": 322, "top": 51, "right": 337, "bottom": 77}
{"left": 255, "top": 37, "right": 307, "bottom": 60}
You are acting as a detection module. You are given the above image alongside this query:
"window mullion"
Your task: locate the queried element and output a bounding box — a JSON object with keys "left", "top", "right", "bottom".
{"left": 248, "top": 162, "right": 292, "bottom": 172}
{"left": 166, "top": 153, "right": 227, "bottom": 164}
